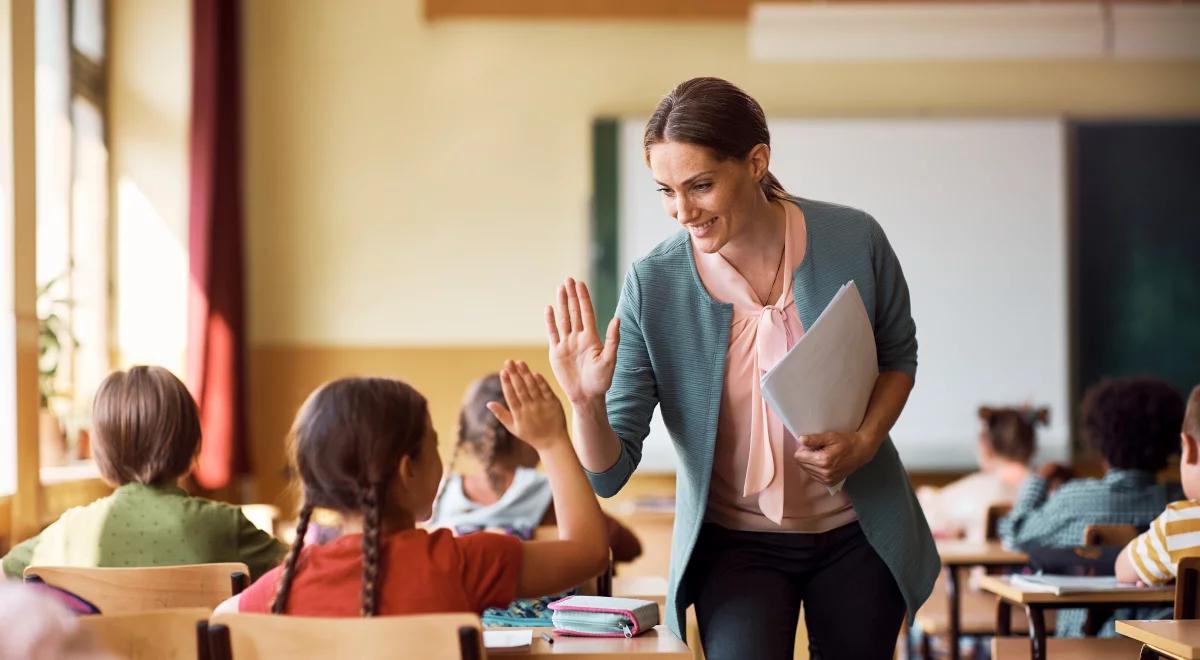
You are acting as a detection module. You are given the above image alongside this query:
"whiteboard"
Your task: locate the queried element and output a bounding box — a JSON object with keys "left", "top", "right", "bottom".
{"left": 616, "top": 118, "right": 1069, "bottom": 471}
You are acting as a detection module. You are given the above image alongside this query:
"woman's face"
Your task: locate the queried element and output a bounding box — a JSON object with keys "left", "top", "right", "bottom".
{"left": 647, "top": 140, "right": 769, "bottom": 254}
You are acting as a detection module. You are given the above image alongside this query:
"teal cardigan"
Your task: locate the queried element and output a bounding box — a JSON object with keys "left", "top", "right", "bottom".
{"left": 588, "top": 197, "right": 939, "bottom": 638}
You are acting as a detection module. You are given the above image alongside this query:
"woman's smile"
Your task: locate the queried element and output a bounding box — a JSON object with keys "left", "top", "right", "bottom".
{"left": 688, "top": 217, "right": 718, "bottom": 239}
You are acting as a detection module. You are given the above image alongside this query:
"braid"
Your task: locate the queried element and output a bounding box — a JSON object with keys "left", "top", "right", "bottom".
{"left": 481, "top": 417, "right": 508, "bottom": 496}
{"left": 271, "top": 502, "right": 314, "bottom": 614}
{"left": 360, "top": 483, "right": 382, "bottom": 617}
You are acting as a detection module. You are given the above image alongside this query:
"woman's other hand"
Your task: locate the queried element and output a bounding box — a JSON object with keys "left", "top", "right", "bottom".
{"left": 792, "top": 431, "right": 881, "bottom": 487}
{"left": 487, "top": 361, "right": 569, "bottom": 451}
{"left": 546, "top": 278, "right": 620, "bottom": 405}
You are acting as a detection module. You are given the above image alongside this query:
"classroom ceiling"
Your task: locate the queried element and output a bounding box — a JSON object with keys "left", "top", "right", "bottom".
{"left": 425, "top": 0, "right": 1198, "bottom": 21}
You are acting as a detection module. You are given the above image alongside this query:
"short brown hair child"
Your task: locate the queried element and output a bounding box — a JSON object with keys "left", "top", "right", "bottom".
{"left": 1, "top": 365, "right": 286, "bottom": 580}
{"left": 92, "top": 365, "right": 201, "bottom": 485}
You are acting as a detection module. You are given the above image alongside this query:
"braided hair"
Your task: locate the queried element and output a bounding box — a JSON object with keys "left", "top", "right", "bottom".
{"left": 270, "top": 377, "right": 429, "bottom": 617}
{"left": 456, "top": 373, "right": 518, "bottom": 496}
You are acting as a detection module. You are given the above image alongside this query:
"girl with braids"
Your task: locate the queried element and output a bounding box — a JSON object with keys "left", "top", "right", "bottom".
{"left": 215, "top": 361, "right": 610, "bottom": 617}
{"left": 918, "top": 405, "right": 1050, "bottom": 542}
{"left": 431, "top": 373, "right": 642, "bottom": 563}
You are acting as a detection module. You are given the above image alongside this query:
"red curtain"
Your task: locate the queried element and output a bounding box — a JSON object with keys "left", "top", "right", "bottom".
{"left": 187, "top": 0, "right": 245, "bottom": 490}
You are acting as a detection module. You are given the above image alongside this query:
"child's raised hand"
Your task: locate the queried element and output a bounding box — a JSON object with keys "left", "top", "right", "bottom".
{"left": 486, "top": 360, "right": 569, "bottom": 452}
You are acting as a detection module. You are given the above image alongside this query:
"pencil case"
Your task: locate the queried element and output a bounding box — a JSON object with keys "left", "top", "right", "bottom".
{"left": 548, "top": 595, "right": 659, "bottom": 637}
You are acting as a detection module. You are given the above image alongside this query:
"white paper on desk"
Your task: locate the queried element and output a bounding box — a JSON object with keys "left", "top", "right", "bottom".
{"left": 761, "top": 281, "right": 878, "bottom": 496}
{"left": 1009, "top": 574, "right": 1145, "bottom": 595}
{"left": 483, "top": 629, "right": 533, "bottom": 650}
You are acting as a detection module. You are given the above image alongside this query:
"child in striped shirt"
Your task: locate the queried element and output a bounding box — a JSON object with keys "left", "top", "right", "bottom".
{"left": 1117, "top": 384, "right": 1200, "bottom": 585}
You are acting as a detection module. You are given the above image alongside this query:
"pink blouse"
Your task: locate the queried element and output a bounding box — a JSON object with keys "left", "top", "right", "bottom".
{"left": 694, "top": 200, "right": 857, "bottom": 533}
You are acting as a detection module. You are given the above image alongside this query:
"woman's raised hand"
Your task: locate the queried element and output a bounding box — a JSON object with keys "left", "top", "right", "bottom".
{"left": 546, "top": 278, "right": 620, "bottom": 405}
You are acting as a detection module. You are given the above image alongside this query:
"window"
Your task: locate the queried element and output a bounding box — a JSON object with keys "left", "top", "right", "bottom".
{"left": 35, "top": 0, "right": 109, "bottom": 475}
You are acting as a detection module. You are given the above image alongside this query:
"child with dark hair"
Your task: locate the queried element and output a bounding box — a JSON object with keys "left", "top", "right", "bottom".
{"left": 1116, "top": 384, "right": 1200, "bottom": 585}
{"left": 999, "top": 376, "right": 1186, "bottom": 636}
{"left": 918, "top": 406, "right": 1048, "bottom": 541}
{"left": 218, "top": 361, "right": 610, "bottom": 617}
{"left": 431, "top": 373, "right": 641, "bottom": 562}
{"left": 2, "top": 366, "right": 286, "bottom": 580}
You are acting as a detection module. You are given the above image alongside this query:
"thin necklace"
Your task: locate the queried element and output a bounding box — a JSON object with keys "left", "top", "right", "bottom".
{"left": 723, "top": 204, "right": 787, "bottom": 306}
{"left": 760, "top": 242, "right": 787, "bottom": 306}
{"left": 722, "top": 236, "right": 786, "bottom": 307}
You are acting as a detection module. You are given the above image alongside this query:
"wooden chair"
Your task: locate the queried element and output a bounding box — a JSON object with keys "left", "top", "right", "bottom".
{"left": 77, "top": 607, "right": 213, "bottom": 660}
{"left": 1134, "top": 557, "right": 1200, "bottom": 659}
{"left": 207, "top": 612, "right": 483, "bottom": 660}
{"left": 24, "top": 562, "right": 250, "bottom": 613}
{"left": 985, "top": 503, "right": 1013, "bottom": 544}
{"left": 1082, "top": 524, "right": 1139, "bottom": 547}
{"left": 1174, "top": 556, "right": 1200, "bottom": 619}
{"left": 1079, "top": 524, "right": 1141, "bottom": 635}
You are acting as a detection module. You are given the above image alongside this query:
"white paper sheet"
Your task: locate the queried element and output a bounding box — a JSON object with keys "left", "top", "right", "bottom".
{"left": 483, "top": 629, "right": 533, "bottom": 650}
{"left": 761, "top": 281, "right": 878, "bottom": 495}
{"left": 1009, "top": 574, "right": 1145, "bottom": 595}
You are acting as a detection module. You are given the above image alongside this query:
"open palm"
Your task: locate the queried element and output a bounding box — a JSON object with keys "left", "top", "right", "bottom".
{"left": 546, "top": 278, "right": 620, "bottom": 405}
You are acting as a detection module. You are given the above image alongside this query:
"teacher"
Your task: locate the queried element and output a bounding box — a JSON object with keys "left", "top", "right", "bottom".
{"left": 545, "top": 77, "right": 938, "bottom": 659}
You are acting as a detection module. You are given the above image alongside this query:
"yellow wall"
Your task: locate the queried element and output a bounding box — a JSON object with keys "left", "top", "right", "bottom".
{"left": 242, "top": 0, "right": 1200, "bottom": 347}
{"left": 109, "top": 0, "right": 190, "bottom": 375}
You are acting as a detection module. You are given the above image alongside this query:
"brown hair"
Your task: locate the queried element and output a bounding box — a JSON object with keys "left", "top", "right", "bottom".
{"left": 271, "top": 377, "right": 430, "bottom": 617}
{"left": 450, "top": 373, "right": 517, "bottom": 494}
{"left": 977, "top": 406, "right": 1048, "bottom": 464}
{"left": 91, "top": 365, "right": 201, "bottom": 486}
{"left": 1184, "top": 385, "right": 1200, "bottom": 439}
{"left": 644, "top": 77, "right": 788, "bottom": 201}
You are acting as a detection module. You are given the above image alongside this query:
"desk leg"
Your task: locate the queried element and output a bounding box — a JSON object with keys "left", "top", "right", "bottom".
{"left": 996, "top": 600, "right": 1012, "bottom": 637}
{"left": 1026, "top": 605, "right": 1047, "bottom": 660}
{"left": 946, "top": 567, "right": 961, "bottom": 660}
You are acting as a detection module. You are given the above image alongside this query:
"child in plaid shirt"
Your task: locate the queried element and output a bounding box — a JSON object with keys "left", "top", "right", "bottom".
{"left": 1116, "top": 385, "right": 1200, "bottom": 586}
{"left": 999, "top": 377, "right": 1185, "bottom": 636}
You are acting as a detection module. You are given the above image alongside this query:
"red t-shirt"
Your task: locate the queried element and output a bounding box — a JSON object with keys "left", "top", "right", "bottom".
{"left": 238, "top": 528, "right": 522, "bottom": 616}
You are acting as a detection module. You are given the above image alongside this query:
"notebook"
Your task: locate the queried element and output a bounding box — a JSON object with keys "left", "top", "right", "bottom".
{"left": 1009, "top": 574, "right": 1144, "bottom": 595}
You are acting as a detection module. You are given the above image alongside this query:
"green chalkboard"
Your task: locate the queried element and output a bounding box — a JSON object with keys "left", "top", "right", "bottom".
{"left": 1072, "top": 120, "right": 1200, "bottom": 409}
{"left": 590, "top": 118, "right": 620, "bottom": 332}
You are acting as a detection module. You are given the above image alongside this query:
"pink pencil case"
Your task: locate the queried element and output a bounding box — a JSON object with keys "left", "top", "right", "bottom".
{"left": 548, "top": 595, "right": 660, "bottom": 637}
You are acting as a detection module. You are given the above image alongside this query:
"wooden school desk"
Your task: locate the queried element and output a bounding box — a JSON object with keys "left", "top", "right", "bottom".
{"left": 612, "top": 575, "right": 669, "bottom": 608}
{"left": 1116, "top": 619, "right": 1200, "bottom": 660}
{"left": 980, "top": 575, "right": 1174, "bottom": 660}
{"left": 488, "top": 626, "right": 691, "bottom": 659}
{"left": 930, "top": 541, "right": 1030, "bottom": 660}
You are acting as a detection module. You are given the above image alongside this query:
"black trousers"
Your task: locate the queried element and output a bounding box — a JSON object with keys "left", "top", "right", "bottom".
{"left": 684, "top": 521, "right": 906, "bottom": 660}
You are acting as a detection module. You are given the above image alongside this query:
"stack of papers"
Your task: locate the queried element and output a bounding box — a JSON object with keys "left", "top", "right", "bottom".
{"left": 1010, "top": 574, "right": 1144, "bottom": 595}
{"left": 761, "top": 281, "right": 878, "bottom": 495}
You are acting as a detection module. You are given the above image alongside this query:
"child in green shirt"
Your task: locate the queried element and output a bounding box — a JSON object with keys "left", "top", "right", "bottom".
{"left": 3, "top": 366, "right": 286, "bottom": 580}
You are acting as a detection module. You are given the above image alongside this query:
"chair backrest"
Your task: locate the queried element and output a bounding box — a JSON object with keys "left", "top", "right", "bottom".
{"left": 25, "top": 563, "right": 250, "bottom": 613}
{"left": 984, "top": 503, "right": 1013, "bottom": 541}
{"left": 207, "top": 612, "right": 483, "bottom": 660}
{"left": 1082, "top": 524, "right": 1139, "bottom": 547}
{"left": 77, "top": 607, "right": 213, "bottom": 660}
{"left": 1175, "top": 556, "right": 1200, "bottom": 619}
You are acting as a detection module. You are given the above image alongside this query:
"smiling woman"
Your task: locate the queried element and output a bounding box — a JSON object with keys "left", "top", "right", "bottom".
{"left": 543, "top": 77, "right": 938, "bottom": 659}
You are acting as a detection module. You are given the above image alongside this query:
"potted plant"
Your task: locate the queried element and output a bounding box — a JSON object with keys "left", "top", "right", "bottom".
{"left": 38, "top": 273, "right": 77, "bottom": 466}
